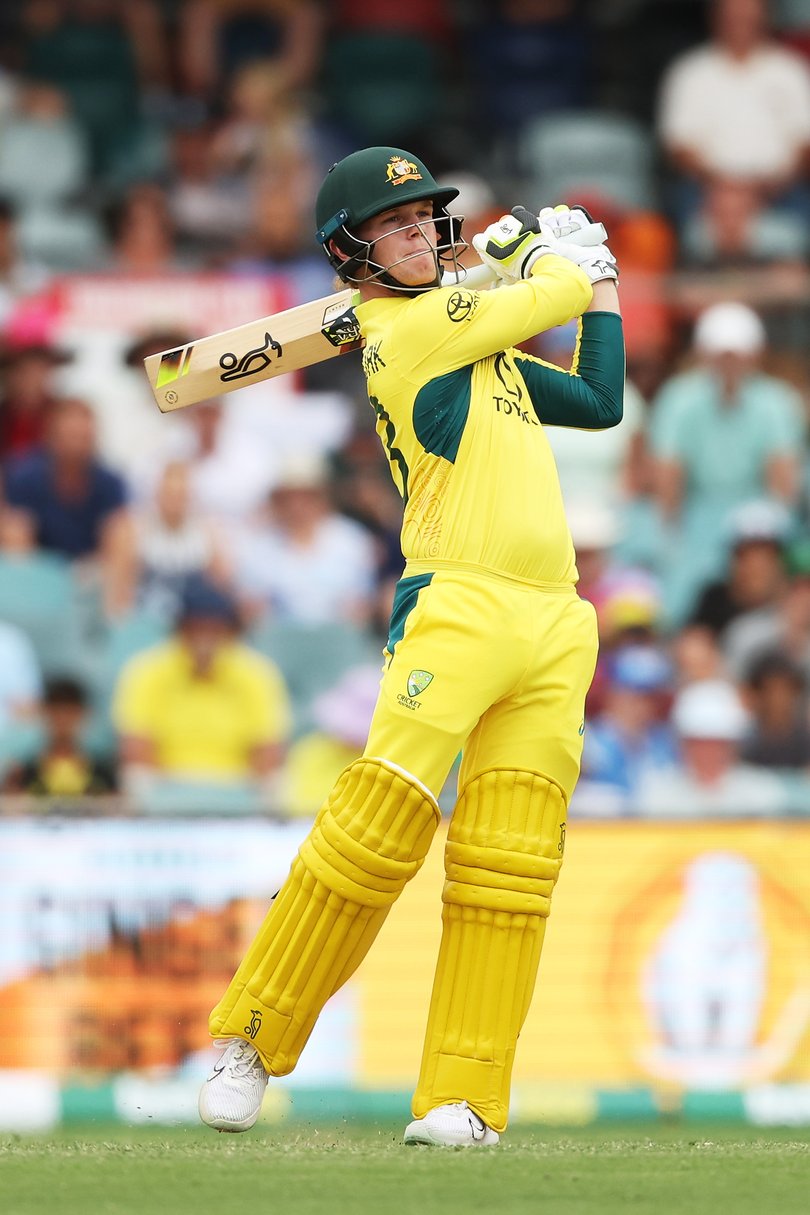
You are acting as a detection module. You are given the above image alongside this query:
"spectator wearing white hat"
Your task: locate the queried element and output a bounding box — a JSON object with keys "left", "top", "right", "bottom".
{"left": 649, "top": 301, "right": 804, "bottom": 624}
{"left": 635, "top": 678, "right": 788, "bottom": 816}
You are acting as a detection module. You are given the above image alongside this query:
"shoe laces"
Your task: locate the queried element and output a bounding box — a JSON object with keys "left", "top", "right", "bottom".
{"left": 215, "top": 1038, "right": 263, "bottom": 1079}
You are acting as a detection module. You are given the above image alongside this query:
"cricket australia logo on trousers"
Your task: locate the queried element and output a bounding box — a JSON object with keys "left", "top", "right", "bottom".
{"left": 398, "top": 670, "right": 433, "bottom": 711}
{"left": 408, "top": 670, "right": 433, "bottom": 697}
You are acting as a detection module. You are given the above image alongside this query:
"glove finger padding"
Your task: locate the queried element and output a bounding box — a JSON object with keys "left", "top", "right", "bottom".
{"left": 472, "top": 212, "right": 556, "bottom": 281}
{"left": 509, "top": 204, "right": 542, "bottom": 234}
{"left": 537, "top": 205, "right": 608, "bottom": 248}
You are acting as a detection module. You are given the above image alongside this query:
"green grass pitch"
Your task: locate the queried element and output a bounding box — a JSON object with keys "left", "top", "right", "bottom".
{"left": 1, "top": 1123, "right": 808, "bottom": 1215}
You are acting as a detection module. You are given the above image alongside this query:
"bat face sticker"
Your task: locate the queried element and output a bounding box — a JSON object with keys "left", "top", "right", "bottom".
{"left": 219, "top": 332, "right": 283, "bottom": 382}
{"left": 320, "top": 302, "right": 362, "bottom": 350}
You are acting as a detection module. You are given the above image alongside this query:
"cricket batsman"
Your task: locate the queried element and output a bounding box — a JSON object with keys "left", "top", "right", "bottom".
{"left": 199, "top": 147, "right": 624, "bottom": 1146}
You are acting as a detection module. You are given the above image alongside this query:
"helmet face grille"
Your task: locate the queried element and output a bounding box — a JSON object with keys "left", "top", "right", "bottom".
{"left": 320, "top": 208, "right": 468, "bottom": 295}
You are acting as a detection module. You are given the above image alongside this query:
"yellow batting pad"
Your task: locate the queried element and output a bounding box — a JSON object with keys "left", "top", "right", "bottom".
{"left": 209, "top": 758, "right": 439, "bottom": 1074}
{"left": 412, "top": 768, "right": 567, "bottom": 1133}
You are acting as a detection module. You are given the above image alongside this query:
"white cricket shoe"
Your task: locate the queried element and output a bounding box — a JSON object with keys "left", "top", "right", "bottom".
{"left": 198, "top": 1038, "right": 268, "bottom": 1132}
{"left": 403, "top": 1101, "right": 500, "bottom": 1147}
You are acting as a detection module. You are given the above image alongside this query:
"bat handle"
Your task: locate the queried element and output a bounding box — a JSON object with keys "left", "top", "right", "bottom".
{"left": 440, "top": 262, "right": 498, "bottom": 290}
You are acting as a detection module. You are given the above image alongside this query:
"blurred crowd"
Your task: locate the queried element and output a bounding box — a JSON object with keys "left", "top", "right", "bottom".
{"left": 0, "top": 0, "right": 809, "bottom": 817}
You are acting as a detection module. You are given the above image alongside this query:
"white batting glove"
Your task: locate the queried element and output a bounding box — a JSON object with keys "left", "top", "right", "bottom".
{"left": 471, "top": 211, "right": 557, "bottom": 281}
{"left": 537, "top": 204, "right": 608, "bottom": 247}
{"left": 519, "top": 204, "right": 618, "bottom": 282}
{"left": 553, "top": 239, "right": 618, "bottom": 283}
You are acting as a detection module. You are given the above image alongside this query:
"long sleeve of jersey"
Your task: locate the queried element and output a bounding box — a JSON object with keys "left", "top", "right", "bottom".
{"left": 353, "top": 259, "right": 624, "bottom": 586}
{"left": 515, "top": 312, "right": 626, "bottom": 429}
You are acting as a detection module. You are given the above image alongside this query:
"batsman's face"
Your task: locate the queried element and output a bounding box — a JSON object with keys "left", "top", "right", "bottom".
{"left": 360, "top": 201, "right": 439, "bottom": 285}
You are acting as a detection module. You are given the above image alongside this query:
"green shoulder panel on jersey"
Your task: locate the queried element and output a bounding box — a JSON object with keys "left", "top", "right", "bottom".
{"left": 386, "top": 572, "right": 434, "bottom": 659}
{"left": 412, "top": 365, "right": 474, "bottom": 464}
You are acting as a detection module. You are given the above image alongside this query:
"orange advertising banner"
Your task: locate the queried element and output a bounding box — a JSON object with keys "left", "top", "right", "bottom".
{"left": 1, "top": 818, "right": 808, "bottom": 1093}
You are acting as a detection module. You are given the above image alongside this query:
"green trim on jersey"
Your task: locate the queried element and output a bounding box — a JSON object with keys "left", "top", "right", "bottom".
{"left": 386, "top": 572, "right": 434, "bottom": 659}
{"left": 412, "top": 364, "right": 474, "bottom": 464}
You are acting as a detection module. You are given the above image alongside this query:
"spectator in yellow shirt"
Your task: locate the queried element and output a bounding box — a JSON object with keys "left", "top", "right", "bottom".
{"left": 114, "top": 576, "right": 290, "bottom": 799}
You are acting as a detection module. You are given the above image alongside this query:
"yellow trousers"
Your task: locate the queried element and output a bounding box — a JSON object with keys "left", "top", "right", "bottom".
{"left": 210, "top": 568, "right": 598, "bottom": 1132}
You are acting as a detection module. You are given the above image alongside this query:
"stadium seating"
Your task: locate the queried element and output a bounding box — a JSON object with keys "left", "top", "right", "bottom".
{"left": 0, "top": 553, "right": 83, "bottom": 678}
{"left": 321, "top": 33, "right": 442, "bottom": 142}
{"left": 519, "top": 110, "right": 656, "bottom": 211}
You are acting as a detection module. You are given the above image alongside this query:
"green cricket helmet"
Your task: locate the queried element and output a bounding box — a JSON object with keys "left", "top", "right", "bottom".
{"left": 315, "top": 147, "right": 463, "bottom": 291}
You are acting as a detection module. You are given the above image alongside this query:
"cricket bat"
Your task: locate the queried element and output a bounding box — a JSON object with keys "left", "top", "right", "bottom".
{"left": 144, "top": 263, "right": 497, "bottom": 413}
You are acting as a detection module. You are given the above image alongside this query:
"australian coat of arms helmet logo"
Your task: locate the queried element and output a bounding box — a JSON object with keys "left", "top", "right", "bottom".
{"left": 386, "top": 155, "right": 422, "bottom": 187}
{"left": 407, "top": 670, "right": 433, "bottom": 697}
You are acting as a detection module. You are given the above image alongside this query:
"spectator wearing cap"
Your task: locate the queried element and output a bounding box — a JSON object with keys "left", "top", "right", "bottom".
{"left": 650, "top": 301, "right": 804, "bottom": 624}
{"left": 740, "top": 651, "right": 810, "bottom": 772}
{"left": 577, "top": 645, "right": 678, "bottom": 814}
{"left": 113, "top": 576, "right": 291, "bottom": 800}
{"left": 636, "top": 679, "right": 788, "bottom": 816}
{"left": 689, "top": 499, "right": 791, "bottom": 639}
{"left": 597, "top": 567, "right": 662, "bottom": 652}
{"left": 233, "top": 453, "right": 377, "bottom": 626}
{"left": 592, "top": 568, "right": 664, "bottom": 718}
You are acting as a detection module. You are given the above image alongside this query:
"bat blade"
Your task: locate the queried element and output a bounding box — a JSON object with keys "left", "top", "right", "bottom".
{"left": 144, "top": 289, "right": 363, "bottom": 413}
{"left": 144, "top": 264, "right": 495, "bottom": 413}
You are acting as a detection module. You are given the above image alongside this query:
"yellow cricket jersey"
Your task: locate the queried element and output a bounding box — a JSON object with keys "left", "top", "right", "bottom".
{"left": 354, "top": 255, "right": 625, "bottom": 586}
{"left": 113, "top": 639, "right": 291, "bottom": 781}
